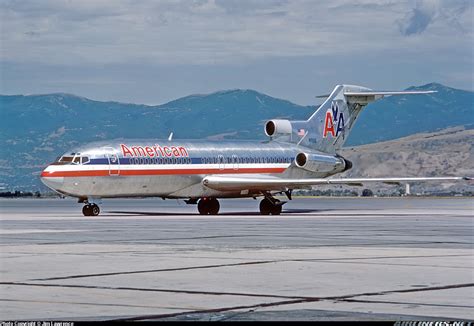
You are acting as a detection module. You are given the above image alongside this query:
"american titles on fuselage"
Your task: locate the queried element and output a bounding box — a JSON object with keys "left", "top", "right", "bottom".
{"left": 120, "top": 144, "right": 189, "bottom": 158}
{"left": 323, "top": 101, "right": 345, "bottom": 138}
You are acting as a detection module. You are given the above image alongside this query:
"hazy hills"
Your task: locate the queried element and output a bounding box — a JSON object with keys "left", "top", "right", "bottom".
{"left": 340, "top": 127, "right": 474, "bottom": 194}
{"left": 0, "top": 82, "right": 472, "bottom": 191}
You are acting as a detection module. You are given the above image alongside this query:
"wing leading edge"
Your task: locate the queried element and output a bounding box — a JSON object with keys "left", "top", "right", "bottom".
{"left": 202, "top": 175, "right": 471, "bottom": 192}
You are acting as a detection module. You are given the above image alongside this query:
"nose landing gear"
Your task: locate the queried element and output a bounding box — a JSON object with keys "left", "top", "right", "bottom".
{"left": 82, "top": 203, "right": 100, "bottom": 216}
{"left": 197, "top": 198, "right": 220, "bottom": 215}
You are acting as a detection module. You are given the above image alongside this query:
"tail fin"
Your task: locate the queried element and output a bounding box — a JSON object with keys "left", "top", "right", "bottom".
{"left": 283, "top": 84, "right": 435, "bottom": 153}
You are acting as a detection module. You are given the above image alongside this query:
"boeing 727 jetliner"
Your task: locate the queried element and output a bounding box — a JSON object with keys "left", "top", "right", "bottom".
{"left": 41, "top": 85, "right": 471, "bottom": 216}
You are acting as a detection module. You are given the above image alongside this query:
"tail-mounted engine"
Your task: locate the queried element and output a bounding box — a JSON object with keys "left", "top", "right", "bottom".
{"left": 295, "top": 152, "right": 352, "bottom": 174}
{"left": 264, "top": 119, "right": 293, "bottom": 137}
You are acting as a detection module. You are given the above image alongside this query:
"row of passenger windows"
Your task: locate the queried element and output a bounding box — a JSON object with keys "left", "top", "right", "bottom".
{"left": 130, "top": 157, "right": 192, "bottom": 165}
{"left": 129, "top": 156, "right": 292, "bottom": 165}
{"left": 201, "top": 156, "right": 292, "bottom": 164}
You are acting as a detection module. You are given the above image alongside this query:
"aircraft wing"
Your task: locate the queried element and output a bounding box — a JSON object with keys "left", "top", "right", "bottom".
{"left": 202, "top": 175, "right": 471, "bottom": 191}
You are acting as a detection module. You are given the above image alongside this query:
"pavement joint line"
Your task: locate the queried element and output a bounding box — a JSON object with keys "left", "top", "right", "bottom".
{"left": 306, "top": 261, "right": 473, "bottom": 269}
{"left": 0, "top": 282, "right": 309, "bottom": 300}
{"left": 340, "top": 298, "right": 474, "bottom": 309}
{"left": 26, "top": 254, "right": 470, "bottom": 281}
{"left": 109, "top": 282, "right": 474, "bottom": 321}
{"left": 30, "top": 260, "right": 280, "bottom": 281}
{"left": 27, "top": 253, "right": 471, "bottom": 281}
{"left": 25, "top": 240, "right": 472, "bottom": 246}
{"left": 2, "top": 281, "right": 472, "bottom": 305}
{"left": 0, "top": 282, "right": 466, "bottom": 321}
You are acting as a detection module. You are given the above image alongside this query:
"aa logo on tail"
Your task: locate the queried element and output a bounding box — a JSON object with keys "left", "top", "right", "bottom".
{"left": 323, "top": 101, "right": 345, "bottom": 138}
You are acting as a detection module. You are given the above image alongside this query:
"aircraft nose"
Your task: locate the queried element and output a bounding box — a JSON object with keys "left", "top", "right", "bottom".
{"left": 40, "top": 167, "right": 64, "bottom": 190}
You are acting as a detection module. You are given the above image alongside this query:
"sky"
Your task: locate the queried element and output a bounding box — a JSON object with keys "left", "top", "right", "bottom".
{"left": 0, "top": 0, "right": 472, "bottom": 105}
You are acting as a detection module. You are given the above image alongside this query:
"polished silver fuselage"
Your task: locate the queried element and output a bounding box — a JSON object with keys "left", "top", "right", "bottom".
{"left": 41, "top": 139, "right": 340, "bottom": 199}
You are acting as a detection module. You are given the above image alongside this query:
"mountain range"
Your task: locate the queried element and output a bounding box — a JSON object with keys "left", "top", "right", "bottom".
{"left": 0, "top": 82, "right": 472, "bottom": 191}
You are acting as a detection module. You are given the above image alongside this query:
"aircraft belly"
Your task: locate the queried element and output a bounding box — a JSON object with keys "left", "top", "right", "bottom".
{"left": 62, "top": 175, "right": 199, "bottom": 198}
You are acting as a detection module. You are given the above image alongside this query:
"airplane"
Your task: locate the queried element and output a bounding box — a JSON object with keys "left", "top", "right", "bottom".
{"left": 40, "top": 84, "right": 471, "bottom": 216}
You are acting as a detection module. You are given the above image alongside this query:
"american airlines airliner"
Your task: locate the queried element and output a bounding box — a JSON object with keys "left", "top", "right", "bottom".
{"left": 41, "top": 85, "right": 470, "bottom": 216}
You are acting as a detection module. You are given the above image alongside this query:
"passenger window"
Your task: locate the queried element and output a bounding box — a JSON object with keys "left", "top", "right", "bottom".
{"left": 73, "top": 156, "right": 81, "bottom": 164}
{"left": 81, "top": 157, "right": 90, "bottom": 164}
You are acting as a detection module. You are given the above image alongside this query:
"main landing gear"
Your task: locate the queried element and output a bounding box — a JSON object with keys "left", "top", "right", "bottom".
{"left": 197, "top": 198, "right": 220, "bottom": 215}
{"left": 82, "top": 203, "right": 100, "bottom": 216}
{"left": 196, "top": 196, "right": 284, "bottom": 215}
{"left": 259, "top": 197, "right": 283, "bottom": 215}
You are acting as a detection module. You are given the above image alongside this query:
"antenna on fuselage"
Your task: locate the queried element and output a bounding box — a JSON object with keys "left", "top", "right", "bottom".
{"left": 168, "top": 132, "right": 173, "bottom": 141}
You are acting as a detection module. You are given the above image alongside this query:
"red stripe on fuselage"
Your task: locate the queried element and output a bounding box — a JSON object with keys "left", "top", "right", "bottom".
{"left": 41, "top": 167, "right": 286, "bottom": 178}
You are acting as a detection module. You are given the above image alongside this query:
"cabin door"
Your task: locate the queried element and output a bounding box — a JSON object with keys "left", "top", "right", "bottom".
{"left": 104, "top": 147, "right": 120, "bottom": 176}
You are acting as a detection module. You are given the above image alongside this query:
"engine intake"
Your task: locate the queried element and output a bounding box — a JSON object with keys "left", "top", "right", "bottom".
{"left": 265, "top": 119, "right": 292, "bottom": 137}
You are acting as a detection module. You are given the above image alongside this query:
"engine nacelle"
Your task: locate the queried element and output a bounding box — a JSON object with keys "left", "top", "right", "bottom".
{"left": 295, "top": 152, "right": 351, "bottom": 174}
{"left": 264, "top": 119, "right": 292, "bottom": 137}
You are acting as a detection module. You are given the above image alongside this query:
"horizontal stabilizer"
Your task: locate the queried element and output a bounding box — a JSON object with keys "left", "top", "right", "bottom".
{"left": 344, "top": 90, "right": 436, "bottom": 96}
{"left": 344, "top": 90, "right": 436, "bottom": 105}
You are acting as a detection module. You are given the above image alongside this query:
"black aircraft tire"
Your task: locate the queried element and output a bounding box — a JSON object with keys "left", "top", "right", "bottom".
{"left": 259, "top": 199, "right": 272, "bottom": 215}
{"left": 82, "top": 205, "right": 92, "bottom": 216}
{"left": 197, "top": 199, "right": 209, "bottom": 215}
{"left": 91, "top": 204, "right": 100, "bottom": 216}
{"left": 271, "top": 202, "right": 282, "bottom": 215}
{"left": 208, "top": 199, "right": 220, "bottom": 215}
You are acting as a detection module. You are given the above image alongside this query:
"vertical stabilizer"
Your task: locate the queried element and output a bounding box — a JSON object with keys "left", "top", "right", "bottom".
{"left": 267, "top": 85, "right": 435, "bottom": 153}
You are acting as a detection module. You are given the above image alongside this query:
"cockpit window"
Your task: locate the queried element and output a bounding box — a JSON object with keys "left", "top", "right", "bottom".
{"left": 59, "top": 156, "right": 74, "bottom": 163}
{"left": 53, "top": 155, "right": 90, "bottom": 165}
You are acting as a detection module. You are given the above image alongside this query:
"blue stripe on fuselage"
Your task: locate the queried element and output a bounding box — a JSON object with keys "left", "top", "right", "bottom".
{"left": 87, "top": 157, "right": 293, "bottom": 165}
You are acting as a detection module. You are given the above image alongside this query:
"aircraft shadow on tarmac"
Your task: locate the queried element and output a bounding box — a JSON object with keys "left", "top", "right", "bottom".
{"left": 106, "top": 208, "right": 327, "bottom": 216}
